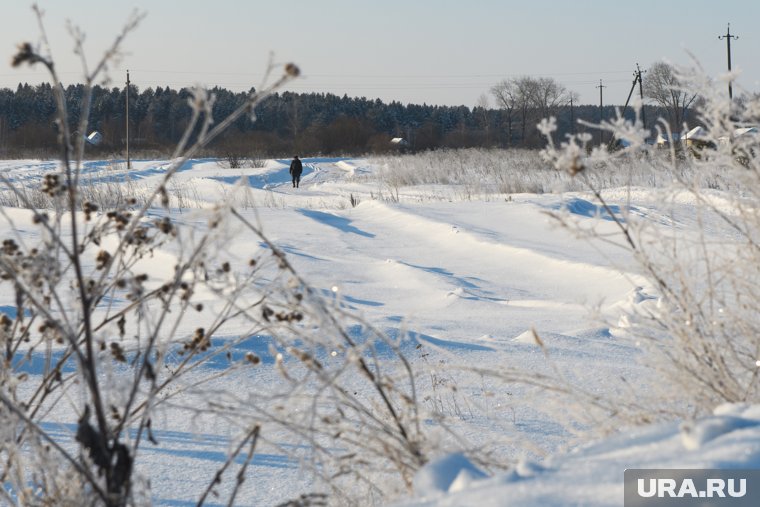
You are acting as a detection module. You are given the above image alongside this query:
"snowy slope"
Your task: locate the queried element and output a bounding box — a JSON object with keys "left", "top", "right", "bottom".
{"left": 400, "top": 403, "right": 760, "bottom": 506}
{"left": 0, "top": 157, "right": 753, "bottom": 506}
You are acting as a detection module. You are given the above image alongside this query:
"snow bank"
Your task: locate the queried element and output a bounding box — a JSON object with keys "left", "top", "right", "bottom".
{"left": 396, "top": 404, "right": 760, "bottom": 506}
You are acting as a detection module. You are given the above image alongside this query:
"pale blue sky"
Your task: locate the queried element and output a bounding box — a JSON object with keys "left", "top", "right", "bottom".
{"left": 2, "top": 0, "right": 758, "bottom": 106}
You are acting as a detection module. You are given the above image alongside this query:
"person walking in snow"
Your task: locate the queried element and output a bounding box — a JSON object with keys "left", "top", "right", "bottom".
{"left": 289, "top": 155, "right": 303, "bottom": 188}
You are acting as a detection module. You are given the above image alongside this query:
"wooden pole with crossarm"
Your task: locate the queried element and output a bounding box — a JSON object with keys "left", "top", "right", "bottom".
{"left": 596, "top": 79, "right": 606, "bottom": 145}
{"left": 718, "top": 24, "right": 738, "bottom": 101}
{"left": 126, "top": 70, "right": 131, "bottom": 170}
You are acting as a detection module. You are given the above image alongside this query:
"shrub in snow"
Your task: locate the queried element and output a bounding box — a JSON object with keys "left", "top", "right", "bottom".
{"left": 365, "top": 145, "right": 734, "bottom": 204}
{"left": 2, "top": 9, "right": 436, "bottom": 507}
{"left": 539, "top": 61, "right": 760, "bottom": 419}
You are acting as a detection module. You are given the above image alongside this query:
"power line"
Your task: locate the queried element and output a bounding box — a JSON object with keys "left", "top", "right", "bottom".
{"left": 0, "top": 68, "right": 640, "bottom": 107}
{"left": 1, "top": 78, "right": 627, "bottom": 92}
{"left": 125, "top": 69, "right": 636, "bottom": 79}
{"left": 1, "top": 69, "right": 634, "bottom": 80}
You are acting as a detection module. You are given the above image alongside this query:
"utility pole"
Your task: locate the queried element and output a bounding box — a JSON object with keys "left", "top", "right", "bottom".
{"left": 126, "top": 70, "right": 131, "bottom": 170}
{"left": 636, "top": 63, "right": 646, "bottom": 130}
{"left": 596, "top": 79, "right": 606, "bottom": 145}
{"left": 718, "top": 24, "right": 738, "bottom": 100}
{"left": 569, "top": 96, "right": 575, "bottom": 135}
{"left": 621, "top": 65, "right": 647, "bottom": 129}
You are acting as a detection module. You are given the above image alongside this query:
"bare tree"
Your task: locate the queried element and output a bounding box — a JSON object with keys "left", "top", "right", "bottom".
{"left": 644, "top": 61, "right": 698, "bottom": 131}
{"left": 530, "top": 77, "right": 570, "bottom": 119}
{"left": 475, "top": 93, "right": 492, "bottom": 145}
{"left": 491, "top": 79, "right": 519, "bottom": 147}
{"left": 514, "top": 77, "right": 536, "bottom": 146}
{"left": 492, "top": 76, "right": 569, "bottom": 148}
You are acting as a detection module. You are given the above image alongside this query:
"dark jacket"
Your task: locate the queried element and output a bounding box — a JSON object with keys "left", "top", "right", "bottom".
{"left": 289, "top": 158, "right": 303, "bottom": 176}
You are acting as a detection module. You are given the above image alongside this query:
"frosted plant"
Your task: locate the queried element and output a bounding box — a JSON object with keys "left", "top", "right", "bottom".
{"left": 366, "top": 142, "right": 727, "bottom": 203}
{"left": 539, "top": 59, "right": 760, "bottom": 419}
{"left": 0, "top": 6, "right": 443, "bottom": 507}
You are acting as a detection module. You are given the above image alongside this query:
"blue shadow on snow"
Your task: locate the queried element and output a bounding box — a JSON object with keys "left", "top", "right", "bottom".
{"left": 550, "top": 197, "right": 628, "bottom": 222}
{"left": 165, "top": 334, "right": 282, "bottom": 370}
{"left": 296, "top": 209, "right": 374, "bottom": 238}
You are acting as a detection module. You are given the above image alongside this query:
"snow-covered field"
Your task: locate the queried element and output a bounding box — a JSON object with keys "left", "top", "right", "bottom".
{"left": 2, "top": 156, "right": 759, "bottom": 506}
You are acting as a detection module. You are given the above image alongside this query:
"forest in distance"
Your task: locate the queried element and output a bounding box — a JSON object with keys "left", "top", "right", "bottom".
{"left": 0, "top": 81, "right": 670, "bottom": 158}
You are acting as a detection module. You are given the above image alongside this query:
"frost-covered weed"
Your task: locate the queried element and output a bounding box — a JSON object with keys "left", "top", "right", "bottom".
{"left": 540, "top": 62, "right": 760, "bottom": 418}
{"left": 368, "top": 145, "right": 741, "bottom": 199}
{"left": 0, "top": 10, "right": 415, "bottom": 507}
{"left": 1, "top": 8, "right": 471, "bottom": 507}
{"left": 371, "top": 149, "right": 559, "bottom": 194}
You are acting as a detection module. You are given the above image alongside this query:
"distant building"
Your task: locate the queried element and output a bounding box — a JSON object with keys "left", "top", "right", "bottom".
{"left": 681, "top": 126, "right": 710, "bottom": 147}
{"left": 389, "top": 137, "right": 409, "bottom": 153}
{"left": 86, "top": 131, "right": 103, "bottom": 146}
{"left": 655, "top": 132, "right": 682, "bottom": 147}
{"left": 734, "top": 126, "right": 758, "bottom": 137}
{"left": 718, "top": 126, "right": 758, "bottom": 146}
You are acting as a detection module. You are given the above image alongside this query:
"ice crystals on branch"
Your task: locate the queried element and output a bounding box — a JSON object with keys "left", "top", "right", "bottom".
{"left": 537, "top": 117, "right": 557, "bottom": 137}
{"left": 187, "top": 86, "right": 216, "bottom": 120}
{"left": 541, "top": 138, "right": 586, "bottom": 177}
{"left": 606, "top": 114, "right": 649, "bottom": 148}
{"left": 538, "top": 117, "right": 593, "bottom": 176}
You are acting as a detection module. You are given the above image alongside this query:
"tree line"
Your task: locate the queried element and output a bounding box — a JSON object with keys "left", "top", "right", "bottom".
{"left": 0, "top": 72, "right": 682, "bottom": 158}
